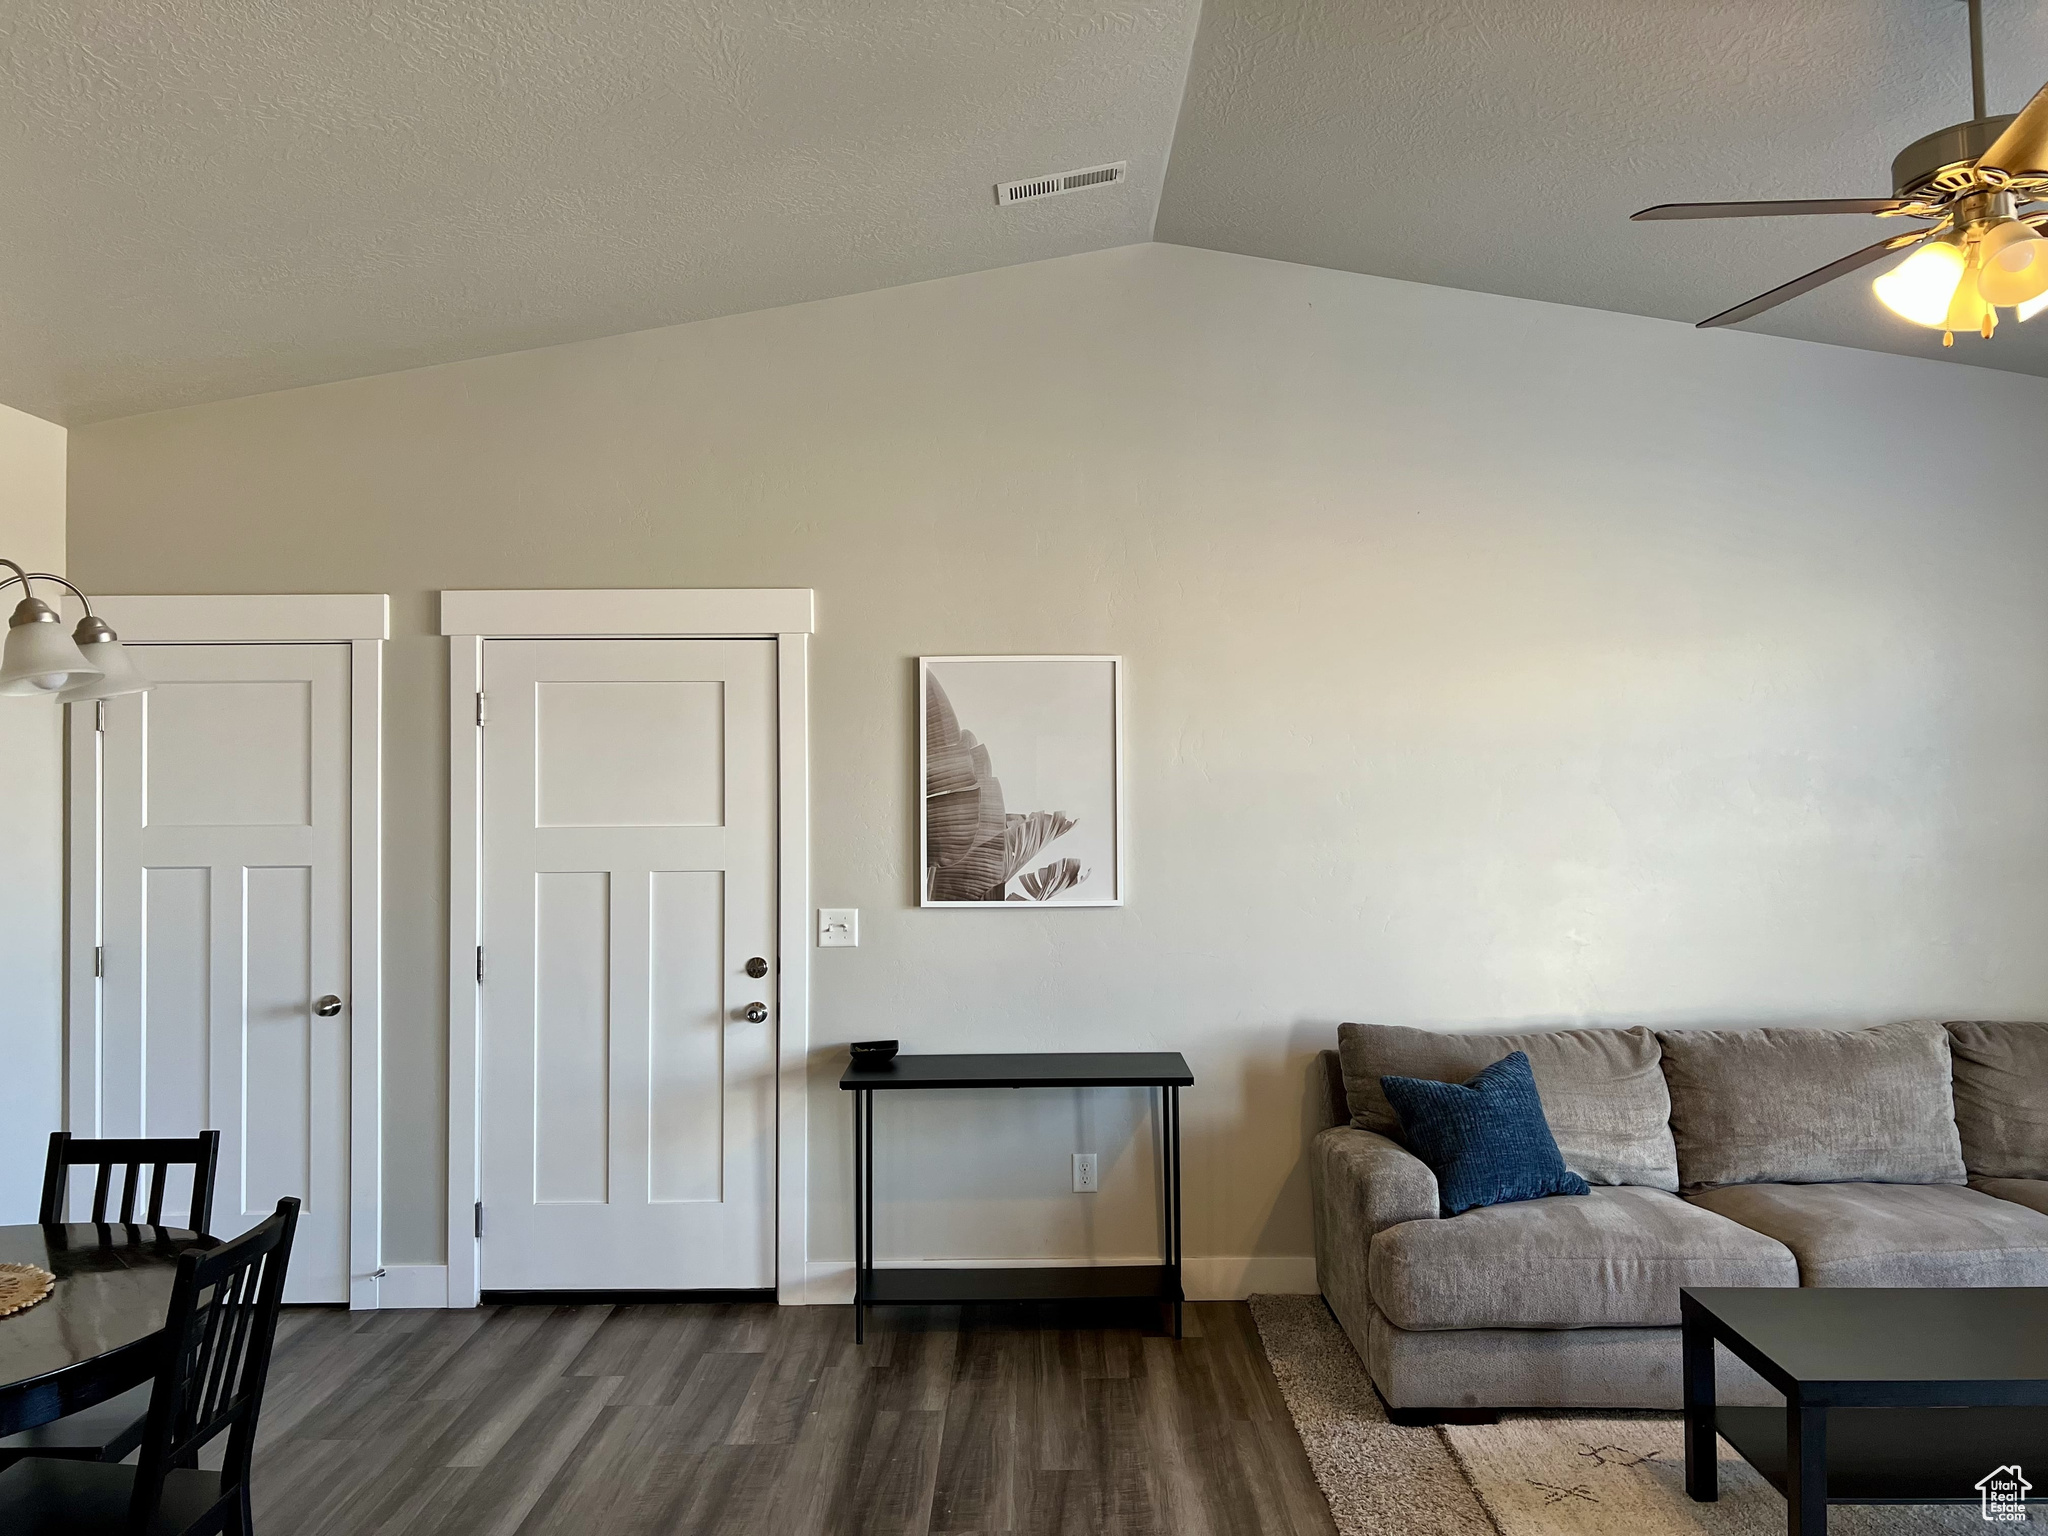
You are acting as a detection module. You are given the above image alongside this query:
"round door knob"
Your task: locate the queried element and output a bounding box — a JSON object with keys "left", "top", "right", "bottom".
{"left": 745, "top": 956, "right": 769, "bottom": 979}
{"left": 314, "top": 995, "right": 343, "bottom": 1018}
{"left": 743, "top": 1002, "right": 769, "bottom": 1024}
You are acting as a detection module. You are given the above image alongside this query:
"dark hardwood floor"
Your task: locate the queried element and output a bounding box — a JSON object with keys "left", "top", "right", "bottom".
{"left": 248, "top": 1298, "right": 1337, "bottom": 1536}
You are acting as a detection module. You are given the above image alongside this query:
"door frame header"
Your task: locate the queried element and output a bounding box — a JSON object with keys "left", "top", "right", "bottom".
{"left": 66, "top": 593, "right": 390, "bottom": 642}
{"left": 439, "top": 588, "right": 813, "bottom": 638}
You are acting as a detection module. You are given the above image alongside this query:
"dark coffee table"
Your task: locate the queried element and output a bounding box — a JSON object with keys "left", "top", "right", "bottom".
{"left": 1682, "top": 1287, "right": 2048, "bottom": 1534}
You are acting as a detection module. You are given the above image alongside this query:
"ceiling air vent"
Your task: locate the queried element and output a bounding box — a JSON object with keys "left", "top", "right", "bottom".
{"left": 996, "top": 161, "right": 1128, "bottom": 207}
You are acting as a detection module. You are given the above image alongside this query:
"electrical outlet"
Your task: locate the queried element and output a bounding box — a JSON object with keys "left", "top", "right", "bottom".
{"left": 817, "top": 908, "right": 858, "bottom": 947}
{"left": 1072, "top": 1153, "right": 1098, "bottom": 1193}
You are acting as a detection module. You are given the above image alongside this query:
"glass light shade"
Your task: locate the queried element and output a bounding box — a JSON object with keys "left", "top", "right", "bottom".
{"left": 0, "top": 603, "right": 101, "bottom": 696}
{"left": 1976, "top": 220, "right": 2048, "bottom": 306}
{"left": 2020, "top": 290, "right": 2048, "bottom": 322}
{"left": 55, "top": 627, "right": 150, "bottom": 702}
{"left": 1873, "top": 240, "right": 1966, "bottom": 326}
{"left": 1944, "top": 258, "right": 1992, "bottom": 334}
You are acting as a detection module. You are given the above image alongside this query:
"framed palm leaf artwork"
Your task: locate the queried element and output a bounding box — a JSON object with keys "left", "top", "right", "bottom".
{"left": 920, "top": 655, "right": 1124, "bottom": 907}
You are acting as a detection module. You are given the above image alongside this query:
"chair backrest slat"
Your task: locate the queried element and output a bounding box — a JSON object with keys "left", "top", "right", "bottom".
{"left": 38, "top": 1131, "right": 223, "bottom": 1235}
{"left": 194, "top": 1273, "right": 242, "bottom": 1430}
{"left": 117, "top": 1162, "right": 140, "bottom": 1222}
{"left": 128, "top": 1198, "right": 299, "bottom": 1532}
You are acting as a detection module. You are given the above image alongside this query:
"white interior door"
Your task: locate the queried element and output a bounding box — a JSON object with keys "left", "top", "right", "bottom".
{"left": 95, "top": 643, "right": 352, "bottom": 1302}
{"left": 479, "top": 639, "right": 776, "bottom": 1291}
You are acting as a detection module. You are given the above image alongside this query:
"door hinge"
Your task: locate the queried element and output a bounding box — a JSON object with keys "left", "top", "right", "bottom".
{"left": 476, "top": 945, "right": 485, "bottom": 983}
{"left": 474, "top": 1201, "right": 485, "bottom": 1239}
{"left": 93, "top": 699, "right": 105, "bottom": 733}
{"left": 475, "top": 691, "right": 487, "bottom": 726}
{"left": 93, "top": 945, "right": 104, "bottom": 979}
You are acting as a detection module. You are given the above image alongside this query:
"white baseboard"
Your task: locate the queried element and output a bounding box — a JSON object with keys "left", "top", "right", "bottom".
{"left": 374, "top": 1264, "right": 450, "bottom": 1309}
{"left": 368, "top": 1257, "right": 1316, "bottom": 1309}
{"left": 1184, "top": 1255, "right": 1318, "bottom": 1298}
{"left": 799, "top": 1255, "right": 1316, "bottom": 1305}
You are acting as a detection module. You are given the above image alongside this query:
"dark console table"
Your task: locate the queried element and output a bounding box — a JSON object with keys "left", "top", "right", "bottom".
{"left": 839, "top": 1051, "right": 1193, "bottom": 1343}
{"left": 1682, "top": 1286, "right": 2048, "bottom": 1535}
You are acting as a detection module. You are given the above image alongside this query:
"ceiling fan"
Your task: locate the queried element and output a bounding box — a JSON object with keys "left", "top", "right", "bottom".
{"left": 1633, "top": 0, "right": 2048, "bottom": 344}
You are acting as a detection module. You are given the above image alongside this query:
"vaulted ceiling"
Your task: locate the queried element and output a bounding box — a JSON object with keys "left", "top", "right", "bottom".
{"left": 0, "top": 1, "right": 1204, "bottom": 422}
{"left": 3, "top": 0, "right": 2045, "bottom": 423}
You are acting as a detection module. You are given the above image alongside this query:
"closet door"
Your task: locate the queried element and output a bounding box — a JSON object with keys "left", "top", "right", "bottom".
{"left": 95, "top": 643, "right": 352, "bottom": 1302}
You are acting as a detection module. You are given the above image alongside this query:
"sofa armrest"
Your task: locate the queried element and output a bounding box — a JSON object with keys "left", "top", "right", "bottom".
{"left": 1312, "top": 1125, "right": 1440, "bottom": 1240}
{"left": 1314, "top": 1048, "right": 1350, "bottom": 1134}
{"left": 1311, "top": 1125, "right": 1438, "bottom": 1356}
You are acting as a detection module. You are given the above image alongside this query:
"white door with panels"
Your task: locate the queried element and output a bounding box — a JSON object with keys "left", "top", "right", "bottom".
{"left": 478, "top": 639, "right": 776, "bottom": 1291}
{"left": 93, "top": 643, "right": 352, "bottom": 1302}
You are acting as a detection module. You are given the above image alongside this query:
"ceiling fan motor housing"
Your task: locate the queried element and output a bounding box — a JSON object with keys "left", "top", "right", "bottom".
{"left": 1892, "top": 114, "right": 2020, "bottom": 195}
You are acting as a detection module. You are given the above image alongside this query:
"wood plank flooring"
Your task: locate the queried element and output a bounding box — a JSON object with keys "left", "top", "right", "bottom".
{"left": 248, "top": 1299, "right": 1336, "bottom": 1536}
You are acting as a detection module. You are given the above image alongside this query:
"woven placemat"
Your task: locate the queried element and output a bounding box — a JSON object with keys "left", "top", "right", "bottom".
{"left": 0, "top": 1263, "right": 55, "bottom": 1317}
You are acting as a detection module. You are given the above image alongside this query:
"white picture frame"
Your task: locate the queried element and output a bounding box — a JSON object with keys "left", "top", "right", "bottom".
{"left": 920, "top": 655, "right": 1124, "bottom": 907}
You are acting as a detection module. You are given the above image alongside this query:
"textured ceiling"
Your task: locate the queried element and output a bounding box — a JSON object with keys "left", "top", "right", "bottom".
{"left": 0, "top": 0, "right": 1200, "bottom": 422}
{"left": 6, "top": 0, "right": 2048, "bottom": 424}
{"left": 1158, "top": 0, "right": 2048, "bottom": 378}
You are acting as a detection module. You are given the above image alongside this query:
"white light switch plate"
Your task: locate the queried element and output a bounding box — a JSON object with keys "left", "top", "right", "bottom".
{"left": 818, "top": 908, "right": 858, "bottom": 947}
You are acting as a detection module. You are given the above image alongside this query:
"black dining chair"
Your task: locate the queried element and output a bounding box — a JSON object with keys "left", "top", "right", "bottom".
{"left": 0, "top": 1196, "right": 298, "bottom": 1536}
{"left": 37, "top": 1133, "right": 222, "bottom": 1232}
{"left": 0, "top": 1132, "right": 223, "bottom": 1473}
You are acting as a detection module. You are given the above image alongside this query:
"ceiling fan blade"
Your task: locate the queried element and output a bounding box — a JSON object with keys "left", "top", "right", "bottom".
{"left": 1979, "top": 79, "right": 2048, "bottom": 175}
{"left": 1697, "top": 229, "right": 1934, "bottom": 329}
{"left": 1633, "top": 198, "right": 1907, "bottom": 220}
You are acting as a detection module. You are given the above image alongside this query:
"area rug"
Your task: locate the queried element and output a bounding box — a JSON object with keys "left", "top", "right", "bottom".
{"left": 1248, "top": 1294, "right": 2038, "bottom": 1534}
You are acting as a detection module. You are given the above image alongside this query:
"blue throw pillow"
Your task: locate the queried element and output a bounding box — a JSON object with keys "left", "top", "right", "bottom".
{"left": 1379, "top": 1052, "right": 1590, "bottom": 1216}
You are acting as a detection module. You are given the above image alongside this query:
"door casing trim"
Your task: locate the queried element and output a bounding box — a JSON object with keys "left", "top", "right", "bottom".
{"left": 63, "top": 593, "right": 388, "bottom": 1308}
{"left": 443, "top": 589, "right": 814, "bottom": 1308}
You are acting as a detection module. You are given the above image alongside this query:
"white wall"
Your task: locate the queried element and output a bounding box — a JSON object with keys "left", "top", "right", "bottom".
{"left": 64, "top": 243, "right": 2048, "bottom": 1291}
{"left": 0, "top": 402, "right": 67, "bottom": 1221}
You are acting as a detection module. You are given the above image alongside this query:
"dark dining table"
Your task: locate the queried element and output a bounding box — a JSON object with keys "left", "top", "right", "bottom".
{"left": 0, "top": 1222, "right": 213, "bottom": 1437}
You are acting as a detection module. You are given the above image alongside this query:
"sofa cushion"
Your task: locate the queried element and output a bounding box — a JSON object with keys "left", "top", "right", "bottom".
{"left": 1657, "top": 1021, "right": 1964, "bottom": 1190}
{"left": 1688, "top": 1182, "right": 2048, "bottom": 1287}
{"left": 1362, "top": 1303, "right": 1786, "bottom": 1411}
{"left": 1338, "top": 1023, "right": 1678, "bottom": 1191}
{"left": 1971, "top": 1176, "right": 2048, "bottom": 1218}
{"left": 1945, "top": 1021, "right": 2048, "bottom": 1178}
{"left": 1367, "top": 1185, "right": 1797, "bottom": 1330}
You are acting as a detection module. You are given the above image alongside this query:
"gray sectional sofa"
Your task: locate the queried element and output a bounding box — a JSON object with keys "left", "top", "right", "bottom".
{"left": 1310, "top": 1018, "right": 2048, "bottom": 1420}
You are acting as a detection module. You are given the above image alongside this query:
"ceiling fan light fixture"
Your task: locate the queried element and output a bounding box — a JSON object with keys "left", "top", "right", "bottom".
{"left": 1873, "top": 239, "right": 1967, "bottom": 326}
{"left": 1975, "top": 219, "right": 2048, "bottom": 305}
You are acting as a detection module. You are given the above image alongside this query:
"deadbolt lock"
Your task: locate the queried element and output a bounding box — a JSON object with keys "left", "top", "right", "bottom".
{"left": 745, "top": 956, "right": 769, "bottom": 979}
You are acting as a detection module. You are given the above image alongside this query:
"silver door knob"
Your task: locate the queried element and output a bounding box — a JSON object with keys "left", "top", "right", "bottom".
{"left": 314, "top": 995, "right": 343, "bottom": 1017}
{"left": 742, "top": 1002, "right": 769, "bottom": 1024}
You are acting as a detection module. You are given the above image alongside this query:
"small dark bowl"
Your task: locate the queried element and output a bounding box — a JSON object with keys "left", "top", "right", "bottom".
{"left": 850, "top": 1039, "right": 900, "bottom": 1064}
